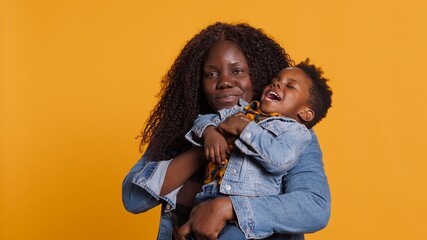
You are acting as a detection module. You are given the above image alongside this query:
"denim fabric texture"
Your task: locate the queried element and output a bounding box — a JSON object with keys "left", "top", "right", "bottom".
{"left": 187, "top": 222, "right": 247, "bottom": 240}
{"left": 184, "top": 100, "right": 315, "bottom": 238}
{"left": 122, "top": 133, "right": 330, "bottom": 239}
{"left": 186, "top": 100, "right": 311, "bottom": 196}
{"left": 122, "top": 99, "right": 330, "bottom": 238}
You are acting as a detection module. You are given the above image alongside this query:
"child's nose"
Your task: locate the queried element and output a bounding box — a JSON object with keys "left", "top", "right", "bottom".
{"left": 271, "top": 82, "right": 281, "bottom": 89}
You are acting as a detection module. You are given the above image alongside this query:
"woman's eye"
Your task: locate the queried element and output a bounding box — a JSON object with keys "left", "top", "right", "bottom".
{"left": 233, "top": 69, "right": 244, "bottom": 74}
{"left": 204, "top": 72, "right": 218, "bottom": 78}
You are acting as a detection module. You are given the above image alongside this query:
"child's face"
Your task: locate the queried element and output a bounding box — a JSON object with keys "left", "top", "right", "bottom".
{"left": 260, "top": 67, "right": 312, "bottom": 121}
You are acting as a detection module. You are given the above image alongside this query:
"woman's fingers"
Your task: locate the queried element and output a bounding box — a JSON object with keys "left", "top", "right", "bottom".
{"left": 177, "top": 222, "right": 191, "bottom": 240}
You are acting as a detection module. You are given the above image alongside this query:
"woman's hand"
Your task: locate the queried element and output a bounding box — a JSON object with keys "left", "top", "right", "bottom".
{"left": 177, "top": 197, "right": 236, "bottom": 240}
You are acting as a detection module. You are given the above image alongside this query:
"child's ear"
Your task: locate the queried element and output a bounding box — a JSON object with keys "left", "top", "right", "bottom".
{"left": 298, "top": 108, "right": 315, "bottom": 123}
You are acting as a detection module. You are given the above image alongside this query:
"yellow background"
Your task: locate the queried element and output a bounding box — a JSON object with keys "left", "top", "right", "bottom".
{"left": 2, "top": 0, "right": 427, "bottom": 239}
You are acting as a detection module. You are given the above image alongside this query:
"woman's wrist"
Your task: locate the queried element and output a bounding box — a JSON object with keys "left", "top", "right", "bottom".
{"left": 160, "top": 147, "right": 204, "bottom": 195}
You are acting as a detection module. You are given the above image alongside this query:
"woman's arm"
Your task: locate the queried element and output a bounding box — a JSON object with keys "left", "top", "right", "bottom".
{"left": 122, "top": 147, "right": 204, "bottom": 214}
{"left": 160, "top": 148, "right": 204, "bottom": 195}
{"left": 122, "top": 154, "right": 161, "bottom": 213}
{"left": 232, "top": 130, "right": 330, "bottom": 237}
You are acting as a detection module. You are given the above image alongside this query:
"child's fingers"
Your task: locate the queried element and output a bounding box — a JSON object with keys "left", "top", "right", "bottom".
{"left": 215, "top": 157, "right": 222, "bottom": 165}
{"left": 220, "top": 145, "right": 230, "bottom": 164}
{"left": 220, "top": 150, "right": 227, "bottom": 164}
{"left": 205, "top": 147, "right": 215, "bottom": 163}
{"left": 214, "top": 146, "right": 222, "bottom": 165}
{"left": 225, "top": 144, "right": 231, "bottom": 155}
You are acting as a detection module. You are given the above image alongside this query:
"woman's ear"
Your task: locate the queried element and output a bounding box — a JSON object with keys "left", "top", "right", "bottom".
{"left": 298, "top": 108, "right": 315, "bottom": 123}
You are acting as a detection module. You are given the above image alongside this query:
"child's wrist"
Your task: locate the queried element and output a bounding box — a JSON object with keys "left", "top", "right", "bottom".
{"left": 202, "top": 126, "right": 217, "bottom": 138}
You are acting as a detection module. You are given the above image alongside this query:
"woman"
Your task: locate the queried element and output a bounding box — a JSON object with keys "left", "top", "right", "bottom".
{"left": 122, "top": 22, "right": 330, "bottom": 240}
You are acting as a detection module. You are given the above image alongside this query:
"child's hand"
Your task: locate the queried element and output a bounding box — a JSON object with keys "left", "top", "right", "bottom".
{"left": 219, "top": 112, "right": 251, "bottom": 136}
{"left": 202, "top": 126, "right": 231, "bottom": 165}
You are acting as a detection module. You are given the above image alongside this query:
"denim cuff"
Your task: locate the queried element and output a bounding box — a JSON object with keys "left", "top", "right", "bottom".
{"left": 132, "top": 159, "right": 180, "bottom": 211}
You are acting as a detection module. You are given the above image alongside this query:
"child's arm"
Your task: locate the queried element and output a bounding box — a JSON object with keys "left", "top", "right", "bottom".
{"left": 202, "top": 126, "right": 231, "bottom": 165}
{"left": 217, "top": 112, "right": 251, "bottom": 136}
{"left": 184, "top": 113, "right": 235, "bottom": 165}
{"left": 185, "top": 113, "right": 219, "bottom": 147}
{"left": 185, "top": 103, "right": 247, "bottom": 164}
{"left": 185, "top": 104, "right": 245, "bottom": 145}
{"left": 226, "top": 118, "right": 312, "bottom": 175}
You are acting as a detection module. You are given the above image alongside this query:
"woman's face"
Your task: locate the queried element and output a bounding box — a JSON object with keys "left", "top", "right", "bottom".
{"left": 202, "top": 40, "right": 253, "bottom": 111}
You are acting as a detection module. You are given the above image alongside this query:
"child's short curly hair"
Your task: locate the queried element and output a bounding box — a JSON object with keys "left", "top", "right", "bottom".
{"left": 296, "top": 59, "right": 333, "bottom": 129}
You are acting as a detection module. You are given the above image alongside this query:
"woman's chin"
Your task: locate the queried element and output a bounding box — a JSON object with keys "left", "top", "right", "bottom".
{"left": 215, "top": 102, "right": 237, "bottom": 111}
{"left": 214, "top": 98, "right": 240, "bottom": 110}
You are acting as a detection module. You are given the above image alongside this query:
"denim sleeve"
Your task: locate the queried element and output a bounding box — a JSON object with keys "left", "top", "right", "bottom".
{"left": 234, "top": 120, "right": 311, "bottom": 175}
{"left": 185, "top": 113, "right": 219, "bottom": 146}
{"left": 186, "top": 103, "right": 246, "bottom": 141}
{"left": 122, "top": 154, "right": 181, "bottom": 214}
{"left": 230, "top": 131, "right": 331, "bottom": 238}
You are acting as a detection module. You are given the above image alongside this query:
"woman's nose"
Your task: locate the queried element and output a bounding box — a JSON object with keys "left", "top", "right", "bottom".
{"left": 217, "top": 74, "right": 235, "bottom": 89}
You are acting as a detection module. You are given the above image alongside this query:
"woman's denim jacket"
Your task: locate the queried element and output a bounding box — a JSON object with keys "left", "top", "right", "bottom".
{"left": 185, "top": 100, "right": 311, "bottom": 201}
{"left": 122, "top": 103, "right": 331, "bottom": 239}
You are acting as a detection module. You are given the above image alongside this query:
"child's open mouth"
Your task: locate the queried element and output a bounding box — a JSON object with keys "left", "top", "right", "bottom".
{"left": 265, "top": 91, "right": 282, "bottom": 101}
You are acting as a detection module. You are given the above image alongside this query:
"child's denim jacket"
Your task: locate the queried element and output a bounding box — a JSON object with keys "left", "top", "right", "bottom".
{"left": 185, "top": 99, "right": 312, "bottom": 197}
{"left": 123, "top": 101, "right": 330, "bottom": 240}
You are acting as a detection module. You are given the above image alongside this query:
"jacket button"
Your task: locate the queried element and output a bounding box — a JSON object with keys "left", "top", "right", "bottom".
{"left": 224, "top": 185, "right": 231, "bottom": 191}
{"left": 165, "top": 204, "right": 171, "bottom": 210}
{"left": 244, "top": 133, "right": 251, "bottom": 139}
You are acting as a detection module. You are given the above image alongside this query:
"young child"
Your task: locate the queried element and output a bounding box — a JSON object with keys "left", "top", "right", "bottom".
{"left": 185, "top": 59, "right": 332, "bottom": 239}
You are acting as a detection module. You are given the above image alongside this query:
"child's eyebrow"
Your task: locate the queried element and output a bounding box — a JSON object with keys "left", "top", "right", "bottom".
{"left": 269, "top": 77, "right": 279, "bottom": 83}
{"left": 270, "top": 77, "right": 300, "bottom": 85}
{"left": 284, "top": 78, "right": 299, "bottom": 84}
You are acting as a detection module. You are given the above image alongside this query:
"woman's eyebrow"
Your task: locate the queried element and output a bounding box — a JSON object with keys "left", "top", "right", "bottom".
{"left": 203, "top": 65, "right": 216, "bottom": 68}
{"left": 229, "top": 62, "right": 248, "bottom": 67}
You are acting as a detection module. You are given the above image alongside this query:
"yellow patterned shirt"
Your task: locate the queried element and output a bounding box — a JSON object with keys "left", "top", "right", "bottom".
{"left": 204, "top": 101, "right": 281, "bottom": 184}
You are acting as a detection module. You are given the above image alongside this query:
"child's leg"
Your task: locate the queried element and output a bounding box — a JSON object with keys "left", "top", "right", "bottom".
{"left": 218, "top": 223, "right": 246, "bottom": 240}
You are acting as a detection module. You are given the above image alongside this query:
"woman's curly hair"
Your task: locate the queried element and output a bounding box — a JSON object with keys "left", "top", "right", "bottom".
{"left": 140, "top": 22, "right": 293, "bottom": 161}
